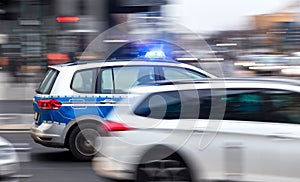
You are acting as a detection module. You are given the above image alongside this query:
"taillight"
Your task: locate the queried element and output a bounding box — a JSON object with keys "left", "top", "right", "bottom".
{"left": 37, "top": 99, "right": 62, "bottom": 110}
{"left": 102, "top": 121, "right": 135, "bottom": 131}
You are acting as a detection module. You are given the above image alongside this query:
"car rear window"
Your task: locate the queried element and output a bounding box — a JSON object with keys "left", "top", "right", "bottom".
{"left": 36, "top": 69, "right": 59, "bottom": 94}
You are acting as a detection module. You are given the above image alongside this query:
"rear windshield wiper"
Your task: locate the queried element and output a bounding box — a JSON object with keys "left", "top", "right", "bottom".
{"left": 35, "top": 89, "right": 42, "bottom": 94}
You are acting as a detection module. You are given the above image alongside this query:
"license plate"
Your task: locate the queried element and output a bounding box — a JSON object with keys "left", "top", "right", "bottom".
{"left": 34, "top": 112, "right": 39, "bottom": 121}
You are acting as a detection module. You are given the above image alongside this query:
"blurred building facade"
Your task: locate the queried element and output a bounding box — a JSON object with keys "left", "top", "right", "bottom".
{"left": 5, "top": 1, "right": 300, "bottom": 80}
{"left": 252, "top": 2, "right": 300, "bottom": 53}
{"left": 0, "top": 0, "right": 166, "bottom": 80}
{"left": 207, "top": 2, "right": 300, "bottom": 61}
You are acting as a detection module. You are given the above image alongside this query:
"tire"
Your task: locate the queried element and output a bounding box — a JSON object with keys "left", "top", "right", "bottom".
{"left": 136, "top": 155, "right": 192, "bottom": 182}
{"left": 68, "top": 123, "right": 100, "bottom": 161}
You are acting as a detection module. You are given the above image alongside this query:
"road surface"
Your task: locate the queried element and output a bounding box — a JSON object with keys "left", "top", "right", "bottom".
{"left": 0, "top": 100, "right": 117, "bottom": 182}
{"left": 0, "top": 132, "right": 115, "bottom": 182}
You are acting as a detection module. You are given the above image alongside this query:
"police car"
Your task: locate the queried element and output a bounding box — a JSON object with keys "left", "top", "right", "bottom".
{"left": 31, "top": 51, "right": 215, "bottom": 161}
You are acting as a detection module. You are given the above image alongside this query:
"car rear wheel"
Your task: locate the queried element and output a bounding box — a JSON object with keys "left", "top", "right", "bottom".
{"left": 136, "top": 157, "right": 192, "bottom": 182}
{"left": 68, "top": 123, "right": 100, "bottom": 161}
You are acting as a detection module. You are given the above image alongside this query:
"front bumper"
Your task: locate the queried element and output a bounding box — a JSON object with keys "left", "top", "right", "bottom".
{"left": 30, "top": 122, "right": 66, "bottom": 148}
{"left": 92, "top": 136, "right": 143, "bottom": 181}
{"left": 0, "top": 163, "right": 19, "bottom": 177}
{"left": 92, "top": 156, "right": 134, "bottom": 180}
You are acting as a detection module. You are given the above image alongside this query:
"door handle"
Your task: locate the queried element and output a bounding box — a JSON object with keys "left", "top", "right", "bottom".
{"left": 100, "top": 99, "right": 116, "bottom": 104}
{"left": 192, "top": 127, "right": 208, "bottom": 134}
{"left": 265, "top": 133, "right": 297, "bottom": 140}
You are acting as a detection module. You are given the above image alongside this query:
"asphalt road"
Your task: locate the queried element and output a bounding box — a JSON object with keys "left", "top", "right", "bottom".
{"left": 0, "top": 100, "right": 118, "bottom": 182}
{"left": 0, "top": 132, "right": 115, "bottom": 182}
{"left": 0, "top": 100, "right": 33, "bottom": 114}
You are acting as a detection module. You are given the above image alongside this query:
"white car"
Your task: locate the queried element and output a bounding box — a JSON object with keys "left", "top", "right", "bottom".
{"left": 31, "top": 54, "right": 215, "bottom": 161}
{"left": 0, "top": 136, "right": 19, "bottom": 180}
{"left": 93, "top": 77, "right": 300, "bottom": 182}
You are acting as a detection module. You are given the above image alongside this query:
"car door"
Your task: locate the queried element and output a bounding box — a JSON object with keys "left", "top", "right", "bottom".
{"left": 215, "top": 89, "right": 300, "bottom": 182}
{"left": 241, "top": 89, "right": 300, "bottom": 182}
{"left": 96, "top": 65, "right": 156, "bottom": 118}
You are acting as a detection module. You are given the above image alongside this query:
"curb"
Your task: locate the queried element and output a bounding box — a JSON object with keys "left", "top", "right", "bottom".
{"left": 0, "top": 124, "right": 32, "bottom": 131}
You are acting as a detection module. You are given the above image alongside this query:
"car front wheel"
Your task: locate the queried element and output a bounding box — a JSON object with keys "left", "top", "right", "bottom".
{"left": 136, "top": 156, "right": 192, "bottom": 182}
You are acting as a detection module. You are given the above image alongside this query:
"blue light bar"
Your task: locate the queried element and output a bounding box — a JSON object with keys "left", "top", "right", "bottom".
{"left": 144, "top": 50, "right": 166, "bottom": 59}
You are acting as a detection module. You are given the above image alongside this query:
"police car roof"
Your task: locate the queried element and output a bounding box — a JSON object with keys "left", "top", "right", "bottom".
{"left": 49, "top": 58, "right": 200, "bottom": 71}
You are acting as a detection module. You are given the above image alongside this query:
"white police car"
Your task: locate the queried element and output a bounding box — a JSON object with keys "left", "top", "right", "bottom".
{"left": 31, "top": 52, "right": 215, "bottom": 161}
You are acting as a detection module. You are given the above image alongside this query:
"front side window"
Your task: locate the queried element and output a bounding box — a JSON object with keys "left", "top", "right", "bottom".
{"left": 224, "top": 89, "right": 300, "bottom": 124}
{"left": 222, "top": 90, "right": 264, "bottom": 121}
{"left": 161, "top": 66, "right": 207, "bottom": 80}
{"left": 36, "top": 69, "right": 59, "bottom": 94}
{"left": 71, "top": 69, "right": 96, "bottom": 93}
{"left": 211, "top": 89, "right": 300, "bottom": 124}
{"left": 264, "top": 90, "right": 300, "bottom": 124}
{"left": 98, "top": 66, "right": 155, "bottom": 94}
{"left": 113, "top": 66, "right": 155, "bottom": 93}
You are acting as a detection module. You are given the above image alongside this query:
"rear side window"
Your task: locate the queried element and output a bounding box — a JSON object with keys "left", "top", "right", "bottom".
{"left": 36, "top": 69, "right": 59, "bottom": 94}
{"left": 71, "top": 69, "right": 97, "bottom": 93}
{"left": 100, "top": 69, "right": 114, "bottom": 94}
{"left": 134, "top": 90, "right": 206, "bottom": 119}
{"left": 134, "top": 91, "right": 181, "bottom": 119}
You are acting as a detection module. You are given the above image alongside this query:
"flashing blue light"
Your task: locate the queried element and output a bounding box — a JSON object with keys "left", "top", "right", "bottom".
{"left": 144, "top": 50, "right": 166, "bottom": 59}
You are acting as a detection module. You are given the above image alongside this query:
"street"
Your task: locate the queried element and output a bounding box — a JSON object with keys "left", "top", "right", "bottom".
{"left": 0, "top": 100, "right": 32, "bottom": 114}
{"left": 0, "top": 132, "right": 106, "bottom": 182}
{"left": 0, "top": 100, "right": 115, "bottom": 182}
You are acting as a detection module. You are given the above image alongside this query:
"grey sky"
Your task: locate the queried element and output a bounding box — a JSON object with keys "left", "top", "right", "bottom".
{"left": 165, "top": 0, "right": 295, "bottom": 33}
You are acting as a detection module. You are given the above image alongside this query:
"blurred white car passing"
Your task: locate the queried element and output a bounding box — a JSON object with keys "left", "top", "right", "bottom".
{"left": 93, "top": 78, "right": 300, "bottom": 182}
{"left": 0, "top": 136, "right": 19, "bottom": 180}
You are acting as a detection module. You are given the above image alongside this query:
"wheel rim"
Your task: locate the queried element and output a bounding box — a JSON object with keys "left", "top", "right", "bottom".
{"left": 74, "top": 128, "right": 99, "bottom": 157}
{"left": 137, "top": 159, "right": 192, "bottom": 182}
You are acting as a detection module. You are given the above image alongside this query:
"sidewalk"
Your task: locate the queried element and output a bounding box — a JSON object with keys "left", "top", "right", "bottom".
{"left": 0, "top": 71, "right": 36, "bottom": 100}
{"left": 0, "top": 114, "right": 33, "bottom": 131}
{"left": 0, "top": 71, "right": 36, "bottom": 130}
